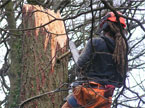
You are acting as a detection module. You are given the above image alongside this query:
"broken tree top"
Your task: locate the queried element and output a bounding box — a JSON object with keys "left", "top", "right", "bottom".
{"left": 22, "top": 4, "right": 67, "bottom": 73}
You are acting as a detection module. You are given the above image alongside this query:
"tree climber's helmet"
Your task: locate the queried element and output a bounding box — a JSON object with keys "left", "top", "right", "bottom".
{"left": 99, "top": 11, "right": 126, "bottom": 32}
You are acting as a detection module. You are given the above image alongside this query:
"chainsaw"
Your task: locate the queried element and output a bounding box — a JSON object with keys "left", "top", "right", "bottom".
{"left": 69, "top": 40, "right": 79, "bottom": 65}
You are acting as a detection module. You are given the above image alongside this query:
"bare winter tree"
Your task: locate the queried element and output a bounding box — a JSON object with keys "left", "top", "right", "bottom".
{"left": 0, "top": 0, "right": 145, "bottom": 108}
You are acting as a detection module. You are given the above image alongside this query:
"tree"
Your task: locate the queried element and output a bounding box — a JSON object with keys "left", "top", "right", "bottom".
{"left": 0, "top": 0, "right": 145, "bottom": 108}
{"left": 20, "top": 5, "right": 68, "bottom": 108}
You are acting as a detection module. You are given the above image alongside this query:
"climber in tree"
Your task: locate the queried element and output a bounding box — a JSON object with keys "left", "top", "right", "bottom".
{"left": 62, "top": 11, "right": 128, "bottom": 108}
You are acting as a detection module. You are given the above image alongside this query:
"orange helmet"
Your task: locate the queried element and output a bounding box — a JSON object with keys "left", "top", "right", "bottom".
{"left": 100, "top": 11, "right": 126, "bottom": 29}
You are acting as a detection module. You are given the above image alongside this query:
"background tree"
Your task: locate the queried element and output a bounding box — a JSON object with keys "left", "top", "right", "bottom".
{"left": 0, "top": 0, "right": 145, "bottom": 108}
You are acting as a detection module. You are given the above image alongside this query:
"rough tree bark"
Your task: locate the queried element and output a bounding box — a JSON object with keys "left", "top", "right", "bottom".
{"left": 20, "top": 5, "right": 68, "bottom": 108}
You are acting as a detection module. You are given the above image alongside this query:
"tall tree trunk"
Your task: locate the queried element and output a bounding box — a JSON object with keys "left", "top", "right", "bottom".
{"left": 21, "top": 5, "right": 68, "bottom": 108}
{"left": 5, "top": 1, "right": 22, "bottom": 108}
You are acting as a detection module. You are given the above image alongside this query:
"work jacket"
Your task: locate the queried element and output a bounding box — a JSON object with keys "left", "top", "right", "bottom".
{"left": 77, "top": 36, "right": 124, "bottom": 88}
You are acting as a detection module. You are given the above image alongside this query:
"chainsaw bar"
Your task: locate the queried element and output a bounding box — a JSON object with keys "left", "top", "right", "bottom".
{"left": 69, "top": 41, "right": 79, "bottom": 64}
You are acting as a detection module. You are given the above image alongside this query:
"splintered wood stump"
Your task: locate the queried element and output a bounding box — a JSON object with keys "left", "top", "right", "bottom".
{"left": 21, "top": 4, "right": 68, "bottom": 108}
